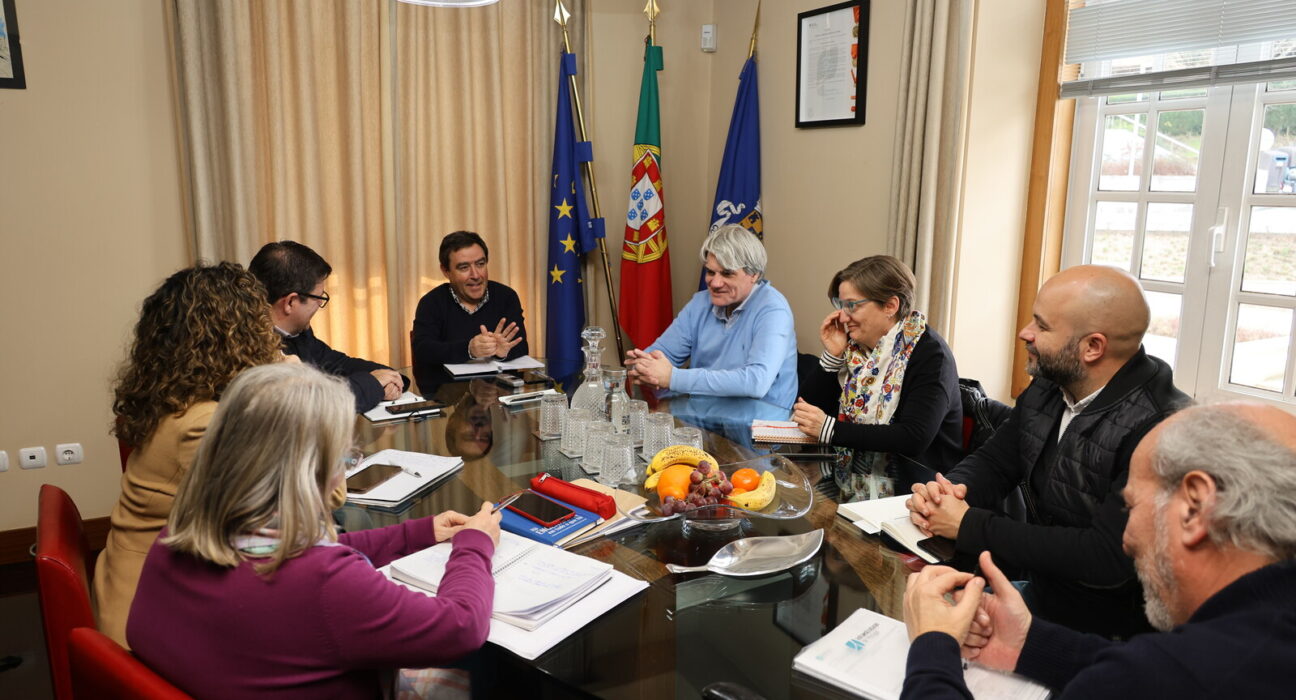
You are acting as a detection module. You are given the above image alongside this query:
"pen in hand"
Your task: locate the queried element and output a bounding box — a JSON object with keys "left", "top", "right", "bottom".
{"left": 492, "top": 491, "right": 524, "bottom": 513}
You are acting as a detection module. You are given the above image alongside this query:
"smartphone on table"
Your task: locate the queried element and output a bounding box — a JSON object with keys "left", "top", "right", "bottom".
{"left": 385, "top": 399, "right": 447, "bottom": 415}
{"left": 345, "top": 464, "right": 404, "bottom": 494}
{"left": 506, "top": 491, "right": 576, "bottom": 528}
{"left": 916, "top": 536, "right": 957, "bottom": 563}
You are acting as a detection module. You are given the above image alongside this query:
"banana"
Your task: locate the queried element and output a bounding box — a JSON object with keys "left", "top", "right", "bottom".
{"left": 727, "top": 471, "right": 776, "bottom": 511}
{"left": 645, "top": 445, "right": 717, "bottom": 476}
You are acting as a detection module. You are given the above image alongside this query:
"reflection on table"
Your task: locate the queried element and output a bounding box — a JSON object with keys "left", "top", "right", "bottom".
{"left": 347, "top": 377, "right": 919, "bottom": 699}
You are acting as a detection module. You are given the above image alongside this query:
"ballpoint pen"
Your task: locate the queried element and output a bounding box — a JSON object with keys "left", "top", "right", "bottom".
{"left": 399, "top": 466, "right": 422, "bottom": 478}
{"left": 492, "top": 491, "right": 524, "bottom": 513}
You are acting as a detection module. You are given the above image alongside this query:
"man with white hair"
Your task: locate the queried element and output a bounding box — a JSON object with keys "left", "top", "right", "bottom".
{"left": 626, "top": 224, "right": 797, "bottom": 409}
{"left": 900, "top": 402, "right": 1296, "bottom": 697}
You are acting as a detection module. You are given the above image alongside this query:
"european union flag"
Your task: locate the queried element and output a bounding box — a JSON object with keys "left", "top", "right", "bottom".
{"left": 700, "top": 55, "right": 762, "bottom": 288}
{"left": 547, "top": 52, "right": 605, "bottom": 385}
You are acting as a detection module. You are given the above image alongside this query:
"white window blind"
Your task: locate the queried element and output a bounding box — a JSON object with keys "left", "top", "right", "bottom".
{"left": 1062, "top": 0, "right": 1296, "bottom": 98}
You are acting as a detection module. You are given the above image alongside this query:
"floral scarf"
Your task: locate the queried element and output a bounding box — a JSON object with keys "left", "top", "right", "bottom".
{"left": 833, "top": 310, "right": 928, "bottom": 502}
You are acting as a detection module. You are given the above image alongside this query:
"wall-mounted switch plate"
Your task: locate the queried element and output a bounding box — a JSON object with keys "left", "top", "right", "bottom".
{"left": 0, "top": 450, "right": 8, "bottom": 472}
{"left": 701, "top": 24, "right": 717, "bottom": 52}
{"left": 20, "top": 446, "right": 47, "bottom": 469}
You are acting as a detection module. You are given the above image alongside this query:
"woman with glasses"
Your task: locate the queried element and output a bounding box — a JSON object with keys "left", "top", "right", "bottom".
{"left": 792, "top": 255, "right": 963, "bottom": 502}
{"left": 94, "top": 263, "right": 285, "bottom": 647}
{"left": 128, "top": 363, "right": 500, "bottom": 698}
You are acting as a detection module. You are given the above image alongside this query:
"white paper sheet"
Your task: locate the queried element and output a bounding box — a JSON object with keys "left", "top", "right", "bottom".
{"left": 442, "top": 355, "right": 545, "bottom": 376}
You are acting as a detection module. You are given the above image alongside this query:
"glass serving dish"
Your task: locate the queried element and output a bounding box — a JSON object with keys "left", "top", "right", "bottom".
{"left": 625, "top": 454, "right": 814, "bottom": 532}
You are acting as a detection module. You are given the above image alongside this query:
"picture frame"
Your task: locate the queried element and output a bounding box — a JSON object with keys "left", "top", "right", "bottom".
{"left": 0, "top": 0, "right": 27, "bottom": 90}
{"left": 795, "top": 0, "right": 868, "bottom": 128}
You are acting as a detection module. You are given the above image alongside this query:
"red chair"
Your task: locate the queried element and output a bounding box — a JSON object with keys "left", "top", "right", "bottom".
{"left": 68, "top": 627, "right": 192, "bottom": 700}
{"left": 35, "top": 484, "right": 97, "bottom": 700}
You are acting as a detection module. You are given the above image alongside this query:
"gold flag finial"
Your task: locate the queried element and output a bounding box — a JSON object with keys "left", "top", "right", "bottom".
{"left": 748, "top": 0, "right": 761, "bottom": 59}
{"left": 643, "top": 0, "right": 660, "bottom": 22}
{"left": 553, "top": 0, "right": 570, "bottom": 27}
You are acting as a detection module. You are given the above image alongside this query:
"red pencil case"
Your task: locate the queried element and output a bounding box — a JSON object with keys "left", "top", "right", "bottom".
{"left": 530, "top": 473, "right": 616, "bottom": 520}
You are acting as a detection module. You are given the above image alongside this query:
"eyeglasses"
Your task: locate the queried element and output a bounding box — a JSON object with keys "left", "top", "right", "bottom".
{"left": 299, "top": 290, "right": 330, "bottom": 308}
{"left": 341, "top": 446, "right": 363, "bottom": 470}
{"left": 831, "top": 297, "right": 875, "bottom": 313}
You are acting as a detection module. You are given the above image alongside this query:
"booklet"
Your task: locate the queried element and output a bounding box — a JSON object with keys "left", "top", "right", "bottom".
{"left": 442, "top": 354, "right": 545, "bottom": 376}
{"left": 557, "top": 479, "right": 650, "bottom": 549}
{"left": 793, "top": 608, "right": 1051, "bottom": 700}
{"left": 837, "top": 495, "right": 943, "bottom": 564}
{"left": 389, "top": 530, "right": 614, "bottom": 631}
{"left": 498, "top": 491, "right": 603, "bottom": 548}
{"left": 344, "top": 449, "right": 463, "bottom": 507}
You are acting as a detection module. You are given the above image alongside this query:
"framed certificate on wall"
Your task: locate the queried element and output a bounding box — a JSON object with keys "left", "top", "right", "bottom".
{"left": 796, "top": 0, "right": 868, "bottom": 128}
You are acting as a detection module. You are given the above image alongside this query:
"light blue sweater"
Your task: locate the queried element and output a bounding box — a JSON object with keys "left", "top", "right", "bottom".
{"left": 646, "top": 280, "right": 798, "bottom": 409}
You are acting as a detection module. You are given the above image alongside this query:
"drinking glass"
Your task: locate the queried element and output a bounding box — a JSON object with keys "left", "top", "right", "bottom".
{"left": 582, "top": 421, "right": 614, "bottom": 474}
{"left": 561, "top": 408, "right": 591, "bottom": 457}
{"left": 643, "top": 412, "right": 676, "bottom": 460}
{"left": 627, "top": 399, "right": 648, "bottom": 446}
{"left": 671, "top": 426, "right": 703, "bottom": 450}
{"left": 539, "top": 393, "right": 566, "bottom": 439}
{"left": 599, "top": 433, "right": 636, "bottom": 486}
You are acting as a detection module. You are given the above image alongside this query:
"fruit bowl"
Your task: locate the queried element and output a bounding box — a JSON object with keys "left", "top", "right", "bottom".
{"left": 625, "top": 454, "right": 814, "bottom": 529}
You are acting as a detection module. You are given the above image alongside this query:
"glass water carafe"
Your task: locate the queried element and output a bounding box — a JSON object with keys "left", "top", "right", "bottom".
{"left": 569, "top": 326, "right": 608, "bottom": 419}
{"left": 604, "top": 368, "right": 630, "bottom": 434}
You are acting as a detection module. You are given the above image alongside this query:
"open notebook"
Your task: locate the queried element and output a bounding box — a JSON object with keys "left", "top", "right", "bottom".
{"left": 794, "top": 607, "right": 1050, "bottom": 700}
{"left": 389, "top": 530, "right": 613, "bottom": 631}
{"left": 442, "top": 354, "right": 545, "bottom": 376}
{"left": 837, "top": 495, "right": 945, "bottom": 564}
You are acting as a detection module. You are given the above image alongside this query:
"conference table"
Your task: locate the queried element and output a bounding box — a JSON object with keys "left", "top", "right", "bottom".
{"left": 344, "top": 377, "right": 922, "bottom": 699}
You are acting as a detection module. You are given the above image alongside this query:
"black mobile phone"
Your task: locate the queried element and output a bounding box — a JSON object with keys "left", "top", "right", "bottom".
{"left": 916, "top": 536, "right": 957, "bottom": 562}
{"left": 385, "top": 399, "right": 447, "bottom": 415}
{"left": 521, "top": 369, "right": 554, "bottom": 387}
{"left": 345, "top": 464, "right": 403, "bottom": 494}
{"left": 506, "top": 491, "right": 576, "bottom": 528}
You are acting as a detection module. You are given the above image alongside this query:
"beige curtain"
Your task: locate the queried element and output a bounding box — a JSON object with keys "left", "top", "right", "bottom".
{"left": 392, "top": 0, "right": 586, "bottom": 367}
{"left": 887, "top": 0, "right": 976, "bottom": 336}
{"left": 170, "top": 0, "right": 586, "bottom": 368}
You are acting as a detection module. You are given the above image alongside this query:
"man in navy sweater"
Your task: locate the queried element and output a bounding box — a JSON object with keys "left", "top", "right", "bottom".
{"left": 250, "top": 241, "right": 408, "bottom": 412}
{"left": 901, "top": 402, "right": 1296, "bottom": 698}
{"left": 411, "top": 231, "right": 528, "bottom": 391}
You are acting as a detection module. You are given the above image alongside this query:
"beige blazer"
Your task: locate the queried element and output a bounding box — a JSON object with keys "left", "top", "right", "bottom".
{"left": 94, "top": 401, "right": 216, "bottom": 648}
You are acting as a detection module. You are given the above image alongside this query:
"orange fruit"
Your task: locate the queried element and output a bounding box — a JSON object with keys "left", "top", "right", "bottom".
{"left": 730, "top": 487, "right": 748, "bottom": 496}
{"left": 656, "top": 464, "right": 695, "bottom": 502}
{"left": 731, "top": 468, "right": 761, "bottom": 492}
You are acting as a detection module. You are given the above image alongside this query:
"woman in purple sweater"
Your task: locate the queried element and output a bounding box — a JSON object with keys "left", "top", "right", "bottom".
{"left": 127, "top": 363, "right": 500, "bottom": 699}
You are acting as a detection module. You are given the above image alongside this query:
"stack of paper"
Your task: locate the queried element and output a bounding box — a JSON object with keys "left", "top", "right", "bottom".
{"left": 558, "top": 479, "right": 649, "bottom": 549}
{"left": 751, "top": 419, "right": 818, "bottom": 444}
{"left": 390, "top": 531, "right": 614, "bottom": 631}
{"left": 345, "top": 449, "right": 463, "bottom": 507}
{"left": 793, "top": 608, "right": 1051, "bottom": 700}
{"left": 837, "top": 495, "right": 940, "bottom": 564}
{"left": 443, "top": 354, "right": 545, "bottom": 376}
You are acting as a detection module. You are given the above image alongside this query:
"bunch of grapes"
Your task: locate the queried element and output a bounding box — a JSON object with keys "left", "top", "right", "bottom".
{"left": 659, "top": 460, "right": 734, "bottom": 516}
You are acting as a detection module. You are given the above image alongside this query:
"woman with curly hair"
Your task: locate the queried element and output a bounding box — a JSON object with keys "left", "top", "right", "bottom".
{"left": 94, "top": 262, "right": 284, "bottom": 647}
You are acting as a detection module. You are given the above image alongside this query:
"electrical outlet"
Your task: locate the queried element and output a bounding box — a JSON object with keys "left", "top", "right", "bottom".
{"left": 56, "top": 443, "right": 84, "bottom": 465}
{"left": 19, "top": 446, "right": 47, "bottom": 469}
{"left": 0, "top": 450, "right": 8, "bottom": 472}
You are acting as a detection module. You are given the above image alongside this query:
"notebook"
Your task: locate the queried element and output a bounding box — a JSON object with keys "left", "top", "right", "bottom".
{"left": 793, "top": 607, "right": 1051, "bottom": 700}
{"left": 751, "top": 419, "right": 818, "bottom": 444}
{"left": 344, "top": 450, "right": 463, "bottom": 507}
{"left": 557, "top": 479, "right": 650, "bottom": 549}
{"left": 389, "top": 530, "right": 614, "bottom": 631}
{"left": 498, "top": 491, "right": 602, "bottom": 547}
{"left": 442, "top": 354, "right": 545, "bottom": 376}
{"left": 837, "top": 495, "right": 941, "bottom": 564}
{"left": 362, "top": 392, "right": 441, "bottom": 422}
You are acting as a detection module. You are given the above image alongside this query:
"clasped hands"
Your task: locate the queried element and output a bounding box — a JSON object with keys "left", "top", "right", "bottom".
{"left": 625, "top": 348, "right": 672, "bottom": 389}
{"left": 902, "top": 551, "right": 1031, "bottom": 672}
{"left": 469, "top": 318, "right": 523, "bottom": 360}
{"left": 907, "top": 472, "right": 970, "bottom": 540}
{"left": 369, "top": 368, "right": 404, "bottom": 401}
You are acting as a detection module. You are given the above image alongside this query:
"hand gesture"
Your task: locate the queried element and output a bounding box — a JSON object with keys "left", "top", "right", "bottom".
{"left": 487, "top": 318, "right": 523, "bottom": 359}
{"left": 370, "top": 369, "right": 404, "bottom": 400}
{"left": 908, "top": 473, "right": 969, "bottom": 538}
{"left": 902, "top": 565, "right": 985, "bottom": 643}
{"left": 819, "top": 310, "right": 849, "bottom": 358}
{"left": 959, "top": 552, "right": 1031, "bottom": 671}
{"left": 792, "top": 398, "right": 828, "bottom": 438}
{"left": 432, "top": 509, "right": 471, "bottom": 542}
{"left": 633, "top": 350, "right": 673, "bottom": 390}
{"left": 462, "top": 501, "right": 502, "bottom": 546}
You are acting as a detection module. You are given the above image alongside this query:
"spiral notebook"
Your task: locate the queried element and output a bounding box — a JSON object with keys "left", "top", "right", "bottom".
{"left": 751, "top": 420, "right": 818, "bottom": 444}
{"left": 388, "top": 530, "right": 613, "bottom": 631}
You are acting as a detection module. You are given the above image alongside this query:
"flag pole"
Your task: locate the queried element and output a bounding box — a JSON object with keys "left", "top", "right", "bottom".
{"left": 645, "top": 0, "right": 658, "bottom": 45}
{"left": 748, "top": 0, "right": 760, "bottom": 59}
{"left": 554, "top": 1, "right": 625, "bottom": 360}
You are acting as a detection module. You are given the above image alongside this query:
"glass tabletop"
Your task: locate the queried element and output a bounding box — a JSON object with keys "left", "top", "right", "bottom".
{"left": 345, "top": 376, "right": 918, "bottom": 699}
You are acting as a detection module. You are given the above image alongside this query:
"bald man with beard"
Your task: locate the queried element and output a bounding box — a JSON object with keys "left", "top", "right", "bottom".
{"left": 901, "top": 403, "right": 1296, "bottom": 698}
{"left": 907, "top": 265, "right": 1189, "bottom": 638}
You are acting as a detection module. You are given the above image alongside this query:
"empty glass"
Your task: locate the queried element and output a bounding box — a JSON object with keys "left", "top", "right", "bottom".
{"left": 582, "top": 421, "right": 614, "bottom": 474}
{"left": 671, "top": 426, "right": 703, "bottom": 450}
{"left": 561, "top": 408, "right": 591, "bottom": 457}
{"left": 539, "top": 393, "right": 566, "bottom": 439}
{"left": 643, "top": 412, "right": 676, "bottom": 460}
{"left": 600, "top": 433, "right": 636, "bottom": 486}
{"left": 627, "top": 399, "right": 648, "bottom": 446}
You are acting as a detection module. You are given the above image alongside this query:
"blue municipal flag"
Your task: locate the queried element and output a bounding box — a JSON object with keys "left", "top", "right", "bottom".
{"left": 546, "top": 52, "right": 605, "bottom": 385}
{"left": 700, "top": 55, "right": 762, "bottom": 288}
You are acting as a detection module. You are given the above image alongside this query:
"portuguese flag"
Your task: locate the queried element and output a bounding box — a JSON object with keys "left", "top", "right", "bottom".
{"left": 619, "top": 41, "right": 673, "bottom": 350}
